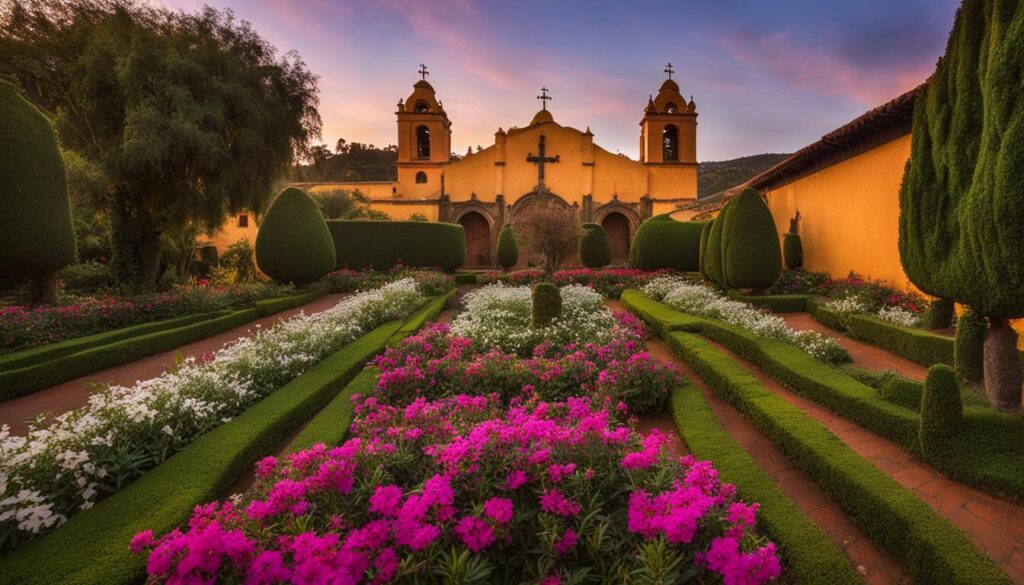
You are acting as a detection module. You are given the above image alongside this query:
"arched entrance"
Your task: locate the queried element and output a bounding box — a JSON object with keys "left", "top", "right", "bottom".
{"left": 459, "top": 212, "right": 491, "bottom": 267}
{"left": 601, "top": 212, "right": 631, "bottom": 264}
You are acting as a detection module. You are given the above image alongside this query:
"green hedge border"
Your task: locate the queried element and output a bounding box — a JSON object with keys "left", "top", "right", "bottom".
{"left": 806, "top": 296, "right": 845, "bottom": 331}
{"left": 0, "top": 289, "right": 327, "bottom": 402}
{"left": 670, "top": 385, "right": 861, "bottom": 585}
{"left": 666, "top": 331, "right": 1009, "bottom": 585}
{"left": 844, "top": 314, "right": 955, "bottom": 367}
{"left": 620, "top": 289, "right": 703, "bottom": 337}
{"left": 0, "top": 297, "right": 436, "bottom": 585}
{"left": 727, "top": 291, "right": 811, "bottom": 313}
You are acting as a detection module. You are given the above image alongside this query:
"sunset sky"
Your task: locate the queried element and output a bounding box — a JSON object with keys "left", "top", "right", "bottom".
{"left": 158, "top": 0, "right": 959, "bottom": 161}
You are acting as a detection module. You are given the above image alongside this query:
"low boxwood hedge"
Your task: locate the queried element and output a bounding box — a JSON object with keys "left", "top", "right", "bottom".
{"left": 630, "top": 218, "right": 706, "bottom": 271}
{"left": 666, "top": 331, "right": 1010, "bottom": 585}
{"left": 327, "top": 220, "right": 465, "bottom": 271}
{"left": 670, "top": 385, "right": 861, "bottom": 585}
{"left": 844, "top": 314, "right": 955, "bottom": 367}
{"left": 0, "top": 290, "right": 328, "bottom": 402}
{"left": 806, "top": 296, "right": 845, "bottom": 331}
{"left": 0, "top": 300, "right": 436, "bottom": 585}
{"left": 619, "top": 289, "right": 703, "bottom": 337}
{"left": 727, "top": 291, "right": 810, "bottom": 313}
{"left": 454, "top": 273, "right": 478, "bottom": 285}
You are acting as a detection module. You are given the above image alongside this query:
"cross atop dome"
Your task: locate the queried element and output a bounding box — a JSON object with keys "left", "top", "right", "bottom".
{"left": 537, "top": 86, "right": 552, "bottom": 110}
{"left": 664, "top": 62, "right": 674, "bottom": 80}
{"left": 418, "top": 64, "right": 429, "bottom": 81}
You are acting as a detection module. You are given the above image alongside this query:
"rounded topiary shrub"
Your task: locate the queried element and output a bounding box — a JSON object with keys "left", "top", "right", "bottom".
{"left": 698, "top": 219, "right": 713, "bottom": 279}
{"left": 0, "top": 81, "right": 77, "bottom": 303}
{"left": 954, "top": 308, "right": 987, "bottom": 383}
{"left": 722, "top": 188, "right": 782, "bottom": 290}
{"left": 256, "top": 187, "right": 336, "bottom": 284}
{"left": 327, "top": 221, "right": 465, "bottom": 271}
{"left": 783, "top": 233, "right": 803, "bottom": 270}
{"left": 630, "top": 218, "right": 705, "bottom": 271}
{"left": 919, "top": 364, "right": 964, "bottom": 457}
{"left": 496, "top": 225, "right": 519, "bottom": 270}
{"left": 924, "top": 298, "right": 955, "bottom": 330}
{"left": 532, "top": 282, "right": 562, "bottom": 328}
{"left": 705, "top": 202, "right": 730, "bottom": 288}
{"left": 579, "top": 223, "right": 611, "bottom": 268}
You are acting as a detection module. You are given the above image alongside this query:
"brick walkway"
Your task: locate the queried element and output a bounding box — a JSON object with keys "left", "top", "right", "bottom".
{"left": 641, "top": 334, "right": 904, "bottom": 584}
{"left": 781, "top": 313, "right": 928, "bottom": 381}
{"left": 0, "top": 293, "right": 351, "bottom": 435}
{"left": 704, "top": 337, "right": 1024, "bottom": 582}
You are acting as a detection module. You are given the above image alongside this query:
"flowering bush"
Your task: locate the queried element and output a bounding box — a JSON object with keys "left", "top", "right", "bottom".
{"left": 451, "top": 284, "right": 622, "bottom": 355}
{"left": 0, "top": 280, "right": 426, "bottom": 548}
{"left": 815, "top": 272, "right": 924, "bottom": 315}
{"left": 372, "top": 318, "right": 679, "bottom": 414}
{"left": 877, "top": 306, "right": 922, "bottom": 328}
{"left": 132, "top": 395, "right": 780, "bottom": 584}
{"left": 644, "top": 278, "right": 850, "bottom": 365}
{"left": 826, "top": 293, "right": 924, "bottom": 329}
{"left": 320, "top": 267, "right": 455, "bottom": 297}
{"left": 478, "top": 268, "right": 676, "bottom": 298}
{"left": 0, "top": 282, "right": 292, "bottom": 353}
{"left": 769, "top": 270, "right": 829, "bottom": 295}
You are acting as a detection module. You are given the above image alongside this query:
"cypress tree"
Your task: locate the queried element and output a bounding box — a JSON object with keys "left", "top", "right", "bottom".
{"left": 0, "top": 81, "right": 76, "bottom": 304}
{"left": 705, "top": 201, "right": 730, "bottom": 288}
{"left": 255, "top": 187, "right": 336, "bottom": 285}
{"left": 783, "top": 233, "right": 803, "bottom": 270}
{"left": 722, "top": 188, "right": 782, "bottom": 291}
{"left": 919, "top": 364, "right": 964, "bottom": 459}
{"left": 899, "top": 0, "right": 1024, "bottom": 409}
{"left": 579, "top": 223, "right": 611, "bottom": 268}
{"left": 954, "top": 308, "right": 987, "bottom": 383}
{"left": 496, "top": 225, "right": 519, "bottom": 270}
{"left": 532, "top": 282, "right": 562, "bottom": 328}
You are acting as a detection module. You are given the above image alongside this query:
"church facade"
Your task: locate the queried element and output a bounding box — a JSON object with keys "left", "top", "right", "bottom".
{"left": 292, "top": 67, "right": 699, "bottom": 266}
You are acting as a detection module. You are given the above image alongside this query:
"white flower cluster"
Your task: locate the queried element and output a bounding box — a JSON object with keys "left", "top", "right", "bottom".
{"left": 641, "top": 279, "right": 847, "bottom": 364}
{"left": 823, "top": 297, "right": 870, "bottom": 316}
{"left": 0, "top": 279, "right": 424, "bottom": 544}
{"left": 450, "top": 284, "right": 620, "bottom": 355}
{"left": 876, "top": 306, "right": 922, "bottom": 328}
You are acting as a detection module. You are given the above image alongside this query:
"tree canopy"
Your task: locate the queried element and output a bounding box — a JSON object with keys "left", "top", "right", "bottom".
{"left": 0, "top": 0, "right": 321, "bottom": 290}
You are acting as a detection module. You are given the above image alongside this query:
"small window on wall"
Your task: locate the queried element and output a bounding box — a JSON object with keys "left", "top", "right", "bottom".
{"left": 238, "top": 214, "right": 249, "bottom": 228}
{"left": 415, "top": 171, "right": 428, "bottom": 184}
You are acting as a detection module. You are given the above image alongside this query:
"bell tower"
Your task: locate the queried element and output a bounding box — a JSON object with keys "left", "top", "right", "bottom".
{"left": 639, "top": 63, "right": 697, "bottom": 165}
{"left": 396, "top": 65, "right": 452, "bottom": 197}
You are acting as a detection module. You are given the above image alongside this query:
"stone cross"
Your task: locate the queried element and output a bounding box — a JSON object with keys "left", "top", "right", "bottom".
{"left": 527, "top": 134, "right": 560, "bottom": 184}
{"left": 537, "top": 86, "right": 552, "bottom": 110}
{"left": 664, "top": 62, "right": 674, "bottom": 79}
{"left": 419, "top": 64, "right": 429, "bottom": 81}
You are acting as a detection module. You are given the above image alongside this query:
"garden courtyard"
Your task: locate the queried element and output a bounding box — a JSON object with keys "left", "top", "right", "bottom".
{"left": 1, "top": 1, "right": 1024, "bottom": 584}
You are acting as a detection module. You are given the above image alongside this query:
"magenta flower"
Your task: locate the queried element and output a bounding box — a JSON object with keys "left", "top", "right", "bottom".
{"left": 453, "top": 516, "right": 496, "bottom": 552}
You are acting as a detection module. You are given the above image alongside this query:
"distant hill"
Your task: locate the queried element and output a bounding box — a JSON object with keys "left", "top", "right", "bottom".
{"left": 698, "top": 153, "right": 791, "bottom": 197}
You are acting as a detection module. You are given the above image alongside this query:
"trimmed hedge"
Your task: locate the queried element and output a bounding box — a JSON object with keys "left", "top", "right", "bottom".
{"left": 532, "top": 282, "right": 561, "bottom": 328}
{"left": 0, "top": 289, "right": 327, "bottom": 401}
{"left": 454, "top": 273, "right": 478, "bottom": 285}
{"left": 879, "top": 375, "right": 924, "bottom": 411}
{"left": 954, "top": 308, "right": 986, "bottom": 383}
{"left": 630, "top": 218, "right": 705, "bottom": 271}
{"left": 495, "top": 225, "right": 519, "bottom": 270}
{"left": 705, "top": 206, "right": 728, "bottom": 287}
{"left": 0, "top": 304, "right": 431, "bottom": 585}
{"left": 727, "top": 291, "right": 810, "bottom": 313}
{"left": 579, "top": 223, "right": 611, "bottom": 268}
{"left": 628, "top": 291, "right": 1024, "bottom": 502}
{"left": 327, "top": 220, "right": 465, "bottom": 271}
{"left": 666, "top": 331, "right": 1010, "bottom": 585}
{"left": 806, "top": 296, "right": 845, "bottom": 331}
{"left": 721, "top": 188, "right": 781, "bottom": 290}
{"left": 619, "top": 289, "right": 703, "bottom": 337}
{"left": 385, "top": 290, "right": 454, "bottom": 348}
{"left": 783, "top": 233, "right": 803, "bottom": 270}
{"left": 698, "top": 219, "right": 713, "bottom": 280}
{"left": 924, "top": 299, "right": 955, "bottom": 330}
{"left": 256, "top": 188, "right": 336, "bottom": 284}
{"left": 920, "top": 365, "right": 964, "bottom": 457}
{"left": 844, "top": 314, "right": 955, "bottom": 367}
{"left": 670, "top": 386, "right": 861, "bottom": 585}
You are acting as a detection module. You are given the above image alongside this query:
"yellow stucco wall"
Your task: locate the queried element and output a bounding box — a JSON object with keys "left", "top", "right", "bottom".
{"left": 207, "top": 213, "right": 259, "bottom": 255}
{"left": 764, "top": 135, "right": 913, "bottom": 290}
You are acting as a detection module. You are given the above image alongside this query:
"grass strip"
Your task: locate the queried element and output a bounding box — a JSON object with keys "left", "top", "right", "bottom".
{"left": 0, "top": 289, "right": 329, "bottom": 402}
{"left": 666, "top": 331, "right": 1010, "bottom": 585}
{"left": 0, "top": 313, "right": 412, "bottom": 585}
{"left": 670, "top": 385, "right": 861, "bottom": 585}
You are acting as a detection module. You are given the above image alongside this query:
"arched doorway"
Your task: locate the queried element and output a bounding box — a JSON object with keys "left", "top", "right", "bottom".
{"left": 601, "top": 212, "right": 631, "bottom": 264}
{"left": 459, "top": 212, "right": 491, "bottom": 267}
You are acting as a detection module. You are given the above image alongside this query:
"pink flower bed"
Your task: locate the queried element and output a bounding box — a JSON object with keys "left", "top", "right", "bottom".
{"left": 132, "top": 395, "right": 780, "bottom": 584}
{"left": 478, "top": 268, "right": 675, "bottom": 298}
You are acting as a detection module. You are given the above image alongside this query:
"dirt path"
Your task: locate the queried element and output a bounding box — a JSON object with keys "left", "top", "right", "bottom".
{"left": 0, "top": 293, "right": 351, "bottom": 435}
{"left": 781, "top": 313, "right": 929, "bottom": 381}
{"left": 703, "top": 336, "right": 1024, "bottom": 582}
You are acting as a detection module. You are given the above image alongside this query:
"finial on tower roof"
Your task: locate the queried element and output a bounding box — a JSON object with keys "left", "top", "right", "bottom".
{"left": 664, "top": 62, "right": 674, "bottom": 79}
{"left": 418, "top": 64, "right": 429, "bottom": 81}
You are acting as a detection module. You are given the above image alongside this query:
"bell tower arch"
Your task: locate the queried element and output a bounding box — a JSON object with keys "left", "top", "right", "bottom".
{"left": 396, "top": 65, "right": 451, "bottom": 197}
{"left": 638, "top": 63, "right": 698, "bottom": 199}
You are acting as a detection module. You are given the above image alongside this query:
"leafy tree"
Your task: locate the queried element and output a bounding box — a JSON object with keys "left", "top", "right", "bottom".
{"left": 294, "top": 139, "right": 398, "bottom": 182}
{"left": 310, "top": 188, "right": 388, "bottom": 220}
{"left": 514, "top": 203, "right": 579, "bottom": 274}
{"left": 0, "top": 80, "right": 76, "bottom": 304}
{"left": 898, "top": 0, "right": 1024, "bottom": 409}
{"left": 1, "top": 0, "right": 321, "bottom": 292}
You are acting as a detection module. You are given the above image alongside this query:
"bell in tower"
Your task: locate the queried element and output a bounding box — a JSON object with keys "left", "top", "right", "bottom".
{"left": 396, "top": 65, "right": 452, "bottom": 196}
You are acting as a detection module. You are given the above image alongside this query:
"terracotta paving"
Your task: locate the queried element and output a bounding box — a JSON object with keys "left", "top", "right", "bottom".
{"left": 780, "top": 313, "right": 929, "bottom": 381}
{"left": 640, "top": 331, "right": 903, "bottom": 583}
{"left": 0, "top": 293, "right": 351, "bottom": 435}
{"left": 703, "top": 337, "right": 1024, "bottom": 583}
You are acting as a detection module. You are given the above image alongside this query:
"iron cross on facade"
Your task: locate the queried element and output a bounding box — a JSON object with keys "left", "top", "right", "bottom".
{"left": 527, "top": 134, "right": 559, "bottom": 184}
